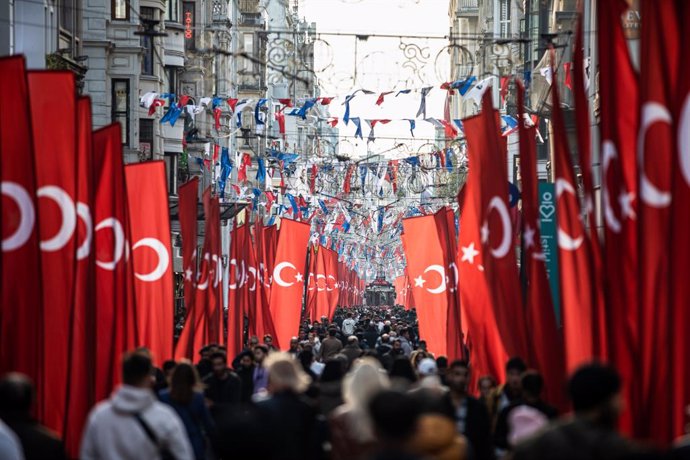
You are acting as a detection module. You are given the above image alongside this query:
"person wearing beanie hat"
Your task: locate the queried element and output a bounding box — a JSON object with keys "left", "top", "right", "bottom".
{"left": 512, "top": 364, "right": 645, "bottom": 460}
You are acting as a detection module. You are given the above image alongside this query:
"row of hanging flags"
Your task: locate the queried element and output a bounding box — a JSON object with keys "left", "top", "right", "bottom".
{"left": 388, "top": 0, "right": 690, "bottom": 446}
{"left": 0, "top": 55, "right": 367, "bottom": 458}
{"left": 140, "top": 71, "right": 548, "bottom": 142}
{"left": 0, "top": 58, "right": 174, "bottom": 457}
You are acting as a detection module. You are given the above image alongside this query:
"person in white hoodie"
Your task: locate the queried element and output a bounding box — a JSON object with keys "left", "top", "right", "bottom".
{"left": 81, "top": 351, "right": 194, "bottom": 460}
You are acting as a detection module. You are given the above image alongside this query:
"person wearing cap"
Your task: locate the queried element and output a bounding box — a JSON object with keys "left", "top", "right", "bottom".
{"left": 512, "top": 363, "right": 643, "bottom": 460}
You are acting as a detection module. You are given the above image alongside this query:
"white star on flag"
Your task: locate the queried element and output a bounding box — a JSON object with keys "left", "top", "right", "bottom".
{"left": 295, "top": 272, "right": 303, "bottom": 283}
{"left": 460, "top": 242, "right": 480, "bottom": 264}
{"left": 619, "top": 191, "right": 636, "bottom": 220}
{"left": 414, "top": 275, "right": 426, "bottom": 287}
{"left": 185, "top": 267, "right": 193, "bottom": 281}
{"left": 524, "top": 224, "right": 536, "bottom": 249}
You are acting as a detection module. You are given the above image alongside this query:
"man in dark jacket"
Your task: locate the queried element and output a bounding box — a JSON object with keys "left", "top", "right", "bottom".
{"left": 203, "top": 352, "right": 242, "bottom": 410}
{"left": 341, "top": 336, "right": 363, "bottom": 367}
{"left": 513, "top": 364, "right": 643, "bottom": 460}
{"left": 234, "top": 351, "right": 255, "bottom": 403}
{"left": 447, "top": 360, "right": 494, "bottom": 460}
{"left": 0, "top": 373, "right": 66, "bottom": 460}
{"left": 319, "top": 327, "right": 343, "bottom": 360}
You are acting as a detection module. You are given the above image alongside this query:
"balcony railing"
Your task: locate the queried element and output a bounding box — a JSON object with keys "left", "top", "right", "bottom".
{"left": 239, "top": 12, "right": 264, "bottom": 27}
{"left": 457, "top": 0, "right": 479, "bottom": 15}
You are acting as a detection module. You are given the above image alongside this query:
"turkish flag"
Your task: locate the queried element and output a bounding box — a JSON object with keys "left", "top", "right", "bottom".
{"left": 436, "top": 207, "right": 464, "bottom": 361}
{"left": 227, "top": 222, "right": 248, "bottom": 358}
{"left": 125, "top": 161, "right": 174, "bottom": 364}
{"left": 269, "top": 219, "right": 310, "bottom": 349}
{"left": 305, "top": 246, "right": 318, "bottom": 321}
{"left": 28, "top": 71, "right": 78, "bottom": 434}
{"left": 314, "top": 247, "right": 331, "bottom": 321}
{"left": 550, "top": 49, "right": 599, "bottom": 372}
{"left": 179, "top": 178, "right": 198, "bottom": 325}
{"left": 517, "top": 82, "right": 565, "bottom": 408}
{"left": 401, "top": 214, "right": 449, "bottom": 357}
{"left": 634, "top": 0, "right": 680, "bottom": 444}
{"left": 205, "top": 196, "right": 222, "bottom": 346}
{"left": 457, "top": 100, "right": 511, "bottom": 386}
{"left": 173, "top": 179, "right": 199, "bottom": 361}
{"left": 598, "top": 0, "right": 640, "bottom": 434}
{"left": 64, "top": 96, "right": 97, "bottom": 457}
{"left": 324, "top": 247, "right": 340, "bottom": 320}
{"left": 0, "top": 56, "right": 44, "bottom": 413}
{"left": 92, "top": 124, "right": 138, "bottom": 401}
{"left": 461, "top": 93, "right": 530, "bottom": 362}
{"left": 254, "top": 222, "right": 277, "bottom": 342}
{"left": 671, "top": 0, "right": 690, "bottom": 443}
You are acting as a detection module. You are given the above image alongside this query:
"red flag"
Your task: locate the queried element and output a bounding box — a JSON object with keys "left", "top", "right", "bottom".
{"left": 499, "top": 76, "right": 509, "bottom": 104}
{"left": 256, "top": 224, "right": 278, "bottom": 340}
{"left": 306, "top": 246, "right": 318, "bottom": 321}
{"left": 125, "top": 162, "right": 174, "bottom": 364}
{"left": 550, "top": 49, "right": 598, "bottom": 372}
{"left": 671, "top": 1, "right": 690, "bottom": 442}
{"left": 269, "top": 219, "right": 310, "bottom": 349}
{"left": 343, "top": 165, "right": 354, "bottom": 193}
{"left": 401, "top": 214, "right": 449, "bottom": 357}
{"left": 28, "top": 71, "right": 78, "bottom": 434}
{"left": 437, "top": 207, "right": 464, "bottom": 361}
{"left": 563, "top": 62, "right": 573, "bottom": 91}
{"left": 457, "top": 101, "right": 513, "bottom": 386}
{"left": 463, "top": 93, "right": 530, "bottom": 362}
{"left": 324, "top": 248, "right": 340, "bottom": 320}
{"left": 238, "top": 153, "right": 251, "bottom": 182}
{"left": 0, "top": 56, "right": 44, "bottom": 412}
{"left": 64, "top": 97, "right": 97, "bottom": 457}
{"left": 227, "top": 98, "right": 239, "bottom": 112}
{"left": 93, "top": 124, "right": 138, "bottom": 401}
{"left": 636, "top": 0, "right": 679, "bottom": 443}
{"left": 517, "top": 82, "right": 566, "bottom": 408}
{"left": 227, "top": 222, "right": 247, "bottom": 358}
{"left": 376, "top": 91, "right": 394, "bottom": 106}
{"left": 205, "top": 196, "right": 222, "bottom": 346}
{"left": 598, "top": 0, "right": 639, "bottom": 434}
{"left": 174, "top": 179, "right": 199, "bottom": 361}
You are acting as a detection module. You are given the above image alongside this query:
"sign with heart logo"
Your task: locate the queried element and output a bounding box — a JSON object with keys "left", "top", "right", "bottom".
{"left": 538, "top": 183, "right": 561, "bottom": 324}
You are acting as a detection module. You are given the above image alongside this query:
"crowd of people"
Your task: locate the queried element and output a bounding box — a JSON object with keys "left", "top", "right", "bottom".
{"left": 1, "top": 305, "right": 690, "bottom": 459}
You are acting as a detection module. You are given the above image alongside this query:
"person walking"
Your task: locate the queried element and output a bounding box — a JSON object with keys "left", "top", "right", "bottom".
{"left": 159, "top": 363, "right": 215, "bottom": 460}
{"left": 80, "top": 351, "right": 193, "bottom": 460}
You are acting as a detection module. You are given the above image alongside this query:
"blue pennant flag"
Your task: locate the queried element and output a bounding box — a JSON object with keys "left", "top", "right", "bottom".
{"left": 416, "top": 87, "right": 433, "bottom": 119}
{"left": 404, "top": 156, "right": 420, "bottom": 167}
{"left": 160, "top": 103, "right": 182, "bottom": 126}
{"left": 396, "top": 89, "right": 412, "bottom": 97}
{"left": 343, "top": 94, "right": 356, "bottom": 125}
{"left": 267, "top": 215, "right": 276, "bottom": 226}
{"left": 445, "top": 148, "right": 454, "bottom": 172}
{"left": 523, "top": 70, "right": 532, "bottom": 89}
{"left": 452, "top": 76, "right": 477, "bottom": 96}
{"left": 297, "top": 98, "right": 317, "bottom": 120}
{"left": 318, "top": 199, "right": 329, "bottom": 215}
{"left": 453, "top": 119, "right": 464, "bottom": 132}
{"left": 212, "top": 96, "right": 224, "bottom": 108}
{"left": 286, "top": 108, "right": 301, "bottom": 116}
{"left": 359, "top": 164, "right": 367, "bottom": 189}
{"left": 351, "top": 117, "right": 363, "bottom": 139}
{"left": 406, "top": 119, "right": 416, "bottom": 137}
{"left": 255, "top": 98, "right": 268, "bottom": 125}
{"left": 377, "top": 208, "right": 384, "bottom": 232}
{"left": 218, "top": 147, "right": 233, "bottom": 198}
{"left": 256, "top": 157, "right": 266, "bottom": 183}
{"left": 285, "top": 193, "right": 299, "bottom": 215}
{"left": 343, "top": 220, "right": 351, "bottom": 233}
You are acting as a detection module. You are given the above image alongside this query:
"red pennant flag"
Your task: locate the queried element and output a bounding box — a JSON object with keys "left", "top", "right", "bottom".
{"left": 148, "top": 98, "right": 166, "bottom": 116}
{"left": 517, "top": 82, "right": 566, "bottom": 409}
{"left": 598, "top": 0, "right": 640, "bottom": 432}
{"left": 329, "top": 117, "right": 339, "bottom": 128}
{"left": 637, "top": 0, "right": 680, "bottom": 443}
{"left": 320, "top": 97, "right": 334, "bottom": 105}
{"left": 671, "top": 1, "right": 690, "bottom": 442}
{"left": 178, "top": 95, "right": 191, "bottom": 107}
{"left": 401, "top": 214, "right": 449, "bottom": 357}
{"left": 278, "top": 98, "right": 293, "bottom": 107}
{"left": 64, "top": 97, "right": 97, "bottom": 457}
{"left": 275, "top": 108, "right": 286, "bottom": 136}
{"left": 0, "top": 56, "right": 44, "bottom": 417}
{"left": 125, "top": 161, "right": 174, "bottom": 364}
{"left": 343, "top": 164, "right": 354, "bottom": 193}
{"left": 376, "top": 91, "right": 394, "bottom": 106}
{"left": 269, "top": 219, "right": 310, "bottom": 349}
{"left": 214, "top": 107, "right": 222, "bottom": 130}
{"left": 227, "top": 98, "right": 239, "bottom": 112}
{"left": 173, "top": 178, "right": 199, "bottom": 361}
{"left": 500, "top": 76, "right": 510, "bottom": 104}
{"left": 563, "top": 62, "right": 573, "bottom": 91}
{"left": 440, "top": 120, "right": 458, "bottom": 139}
{"left": 310, "top": 164, "right": 318, "bottom": 194}
{"left": 550, "top": 49, "right": 598, "bottom": 372}
{"left": 28, "top": 71, "right": 78, "bottom": 434}
{"left": 93, "top": 123, "right": 138, "bottom": 401}
{"left": 238, "top": 153, "right": 252, "bottom": 182}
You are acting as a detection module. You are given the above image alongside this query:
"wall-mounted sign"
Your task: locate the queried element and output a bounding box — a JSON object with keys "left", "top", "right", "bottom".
{"left": 183, "top": 2, "right": 195, "bottom": 46}
{"left": 538, "top": 182, "right": 561, "bottom": 325}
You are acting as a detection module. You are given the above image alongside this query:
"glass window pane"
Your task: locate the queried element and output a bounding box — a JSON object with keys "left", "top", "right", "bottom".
{"left": 113, "top": 81, "right": 128, "bottom": 111}
{"left": 113, "top": 0, "right": 128, "bottom": 19}
{"left": 115, "top": 115, "right": 128, "bottom": 143}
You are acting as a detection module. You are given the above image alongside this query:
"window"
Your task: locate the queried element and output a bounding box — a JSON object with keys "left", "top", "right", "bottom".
{"left": 167, "top": 0, "right": 179, "bottom": 22}
{"left": 499, "top": 0, "right": 511, "bottom": 38}
{"left": 243, "top": 33, "right": 254, "bottom": 71}
{"left": 112, "top": 0, "right": 129, "bottom": 20}
{"left": 139, "top": 119, "right": 154, "bottom": 158}
{"left": 59, "top": 0, "right": 75, "bottom": 35}
{"left": 140, "top": 7, "right": 155, "bottom": 76}
{"left": 165, "top": 66, "right": 178, "bottom": 95}
{"left": 112, "top": 79, "right": 130, "bottom": 145}
{"left": 164, "top": 154, "right": 178, "bottom": 194}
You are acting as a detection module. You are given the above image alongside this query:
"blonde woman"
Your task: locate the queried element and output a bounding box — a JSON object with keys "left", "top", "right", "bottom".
{"left": 329, "top": 358, "right": 391, "bottom": 460}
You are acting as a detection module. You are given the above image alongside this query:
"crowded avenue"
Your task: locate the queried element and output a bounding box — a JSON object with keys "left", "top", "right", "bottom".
{"left": 2, "top": 0, "right": 690, "bottom": 458}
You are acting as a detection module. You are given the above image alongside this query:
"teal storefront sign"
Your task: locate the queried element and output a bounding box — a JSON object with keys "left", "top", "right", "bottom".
{"left": 538, "top": 182, "right": 561, "bottom": 325}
